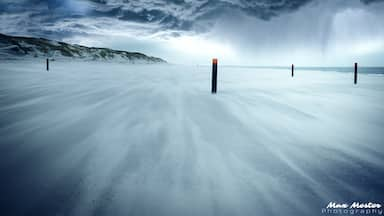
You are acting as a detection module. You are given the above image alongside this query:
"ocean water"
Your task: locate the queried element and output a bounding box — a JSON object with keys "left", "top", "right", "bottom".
{"left": 220, "top": 65, "right": 384, "bottom": 74}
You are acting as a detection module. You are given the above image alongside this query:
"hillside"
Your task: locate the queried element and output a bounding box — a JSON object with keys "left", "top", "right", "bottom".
{"left": 0, "top": 33, "right": 166, "bottom": 63}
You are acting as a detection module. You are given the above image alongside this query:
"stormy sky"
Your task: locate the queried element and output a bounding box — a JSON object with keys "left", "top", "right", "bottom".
{"left": 1, "top": 0, "right": 384, "bottom": 66}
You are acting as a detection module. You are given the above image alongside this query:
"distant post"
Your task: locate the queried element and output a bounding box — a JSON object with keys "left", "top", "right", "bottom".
{"left": 291, "top": 64, "right": 294, "bottom": 77}
{"left": 46, "top": 58, "right": 49, "bottom": 71}
{"left": 354, "top": 62, "right": 358, "bottom": 84}
{"left": 212, "top": 58, "right": 218, "bottom": 94}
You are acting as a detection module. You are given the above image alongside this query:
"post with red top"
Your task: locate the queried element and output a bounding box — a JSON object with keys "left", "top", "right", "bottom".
{"left": 46, "top": 58, "right": 49, "bottom": 71}
{"left": 291, "top": 64, "right": 294, "bottom": 77}
{"left": 354, "top": 62, "right": 358, "bottom": 84}
{"left": 212, "top": 58, "right": 218, "bottom": 94}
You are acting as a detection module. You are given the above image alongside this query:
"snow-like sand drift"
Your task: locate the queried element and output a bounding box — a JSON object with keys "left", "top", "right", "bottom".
{"left": 0, "top": 61, "right": 383, "bottom": 216}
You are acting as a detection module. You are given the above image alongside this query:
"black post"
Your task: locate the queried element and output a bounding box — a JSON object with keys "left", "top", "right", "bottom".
{"left": 291, "top": 64, "right": 294, "bottom": 77}
{"left": 46, "top": 58, "right": 49, "bottom": 71}
{"left": 211, "top": 58, "right": 218, "bottom": 94}
{"left": 354, "top": 62, "right": 358, "bottom": 84}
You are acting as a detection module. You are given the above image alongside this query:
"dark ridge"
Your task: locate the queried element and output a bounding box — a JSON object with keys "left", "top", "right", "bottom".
{"left": 0, "top": 33, "right": 167, "bottom": 63}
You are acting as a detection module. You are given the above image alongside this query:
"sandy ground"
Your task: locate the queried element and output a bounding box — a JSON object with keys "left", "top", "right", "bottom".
{"left": 0, "top": 61, "right": 383, "bottom": 216}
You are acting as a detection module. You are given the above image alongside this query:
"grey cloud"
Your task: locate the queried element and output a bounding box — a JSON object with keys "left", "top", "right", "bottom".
{"left": 360, "top": 0, "right": 384, "bottom": 4}
{"left": 89, "top": 0, "right": 314, "bottom": 27}
{"left": 0, "top": 0, "right": 316, "bottom": 36}
{"left": 1, "top": 0, "right": 383, "bottom": 40}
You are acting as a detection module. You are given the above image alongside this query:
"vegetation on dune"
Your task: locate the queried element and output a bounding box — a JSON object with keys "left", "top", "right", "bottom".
{"left": 0, "top": 33, "right": 166, "bottom": 63}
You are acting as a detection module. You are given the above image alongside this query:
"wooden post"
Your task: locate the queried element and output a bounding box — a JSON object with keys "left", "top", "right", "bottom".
{"left": 212, "top": 58, "right": 218, "bottom": 94}
{"left": 291, "top": 64, "right": 294, "bottom": 77}
{"left": 354, "top": 62, "right": 358, "bottom": 84}
{"left": 46, "top": 58, "right": 49, "bottom": 71}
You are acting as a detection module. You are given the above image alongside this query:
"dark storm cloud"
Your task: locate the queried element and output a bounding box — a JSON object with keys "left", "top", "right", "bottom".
{"left": 1, "top": 0, "right": 383, "bottom": 40}
{"left": 0, "top": 0, "right": 316, "bottom": 39}
{"left": 88, "top": 0, "right": 314, "bottom": 28}
{"left": 360, "top": 0, "right": 384, "bottom": 4}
